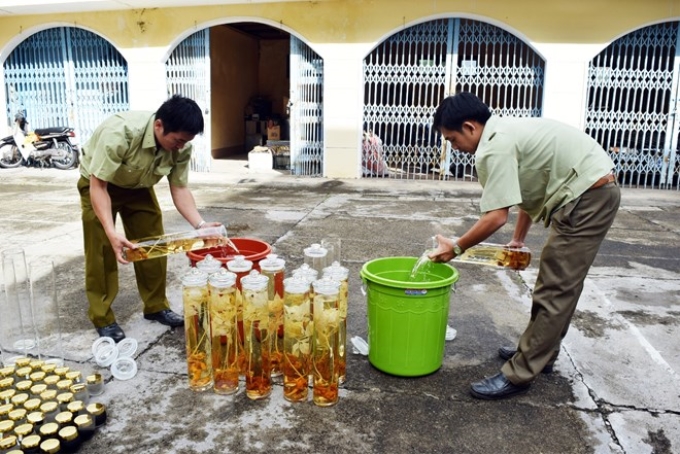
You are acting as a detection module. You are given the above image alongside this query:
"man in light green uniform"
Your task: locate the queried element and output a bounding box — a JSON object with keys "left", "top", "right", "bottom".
{"left": 430, "top": 92, "right": 620, "bottom": 399}
{"left": 78, "top": 95, "right": 217, "bottom": 342}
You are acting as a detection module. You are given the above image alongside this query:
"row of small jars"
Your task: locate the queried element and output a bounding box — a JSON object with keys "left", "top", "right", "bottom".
{"left": 182, "top": 253, "right": 349, "bottom": 406}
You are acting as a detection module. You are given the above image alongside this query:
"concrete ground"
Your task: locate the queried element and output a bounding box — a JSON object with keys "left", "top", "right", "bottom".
{"left": 1, "top": 160, "right": 679, "bottom": 454}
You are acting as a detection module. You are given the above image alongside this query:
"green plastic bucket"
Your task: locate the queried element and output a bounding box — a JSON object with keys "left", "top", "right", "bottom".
{"left": 360, "top": 257, "right": 459, "bottom": 377}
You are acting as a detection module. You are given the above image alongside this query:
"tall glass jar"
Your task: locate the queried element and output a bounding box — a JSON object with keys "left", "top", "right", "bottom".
{"left": 226, "top": 255, "right": 253, "bottom": 376}
{"left": 303, "top": 244, "right": 328, "bottom": 275}
{"left": 208, "top": 268, "right": 239, "bottom": 395}
{"left": 282, "top": 276, "right": 312, "bottom": 402}
{"left": 180, "top": 268, "right": 212, "bottom": 392}
{"left": 311, "top": 278, "right": 341, "bottom": 407}
{"left": 1, "top": 248, "right": 37, "bottom": 365}
{"left": 240, "top": 270, "right": 271, "bottom": 400}
{"left": 322, "top": 262, "right": 349, "bottom": 384}
{"left": 29, "top": 259, "right": 65, "bottom": 367}
{"left": 259, "top": 254, "right": 286, "bottom": 378}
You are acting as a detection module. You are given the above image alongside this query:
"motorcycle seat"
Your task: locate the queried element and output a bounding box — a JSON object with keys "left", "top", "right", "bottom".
{"left": 34, "top": 127, "right": 71, "bottom": 135}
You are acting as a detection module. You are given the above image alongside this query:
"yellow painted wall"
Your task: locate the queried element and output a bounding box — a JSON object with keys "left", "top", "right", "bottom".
{"left": 210, "top": 26, "right": 259, "bottom": 158}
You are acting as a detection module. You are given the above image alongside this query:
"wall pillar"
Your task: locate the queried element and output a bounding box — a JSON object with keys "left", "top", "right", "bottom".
{"left": 121, "top": 47, "right": 169, "bottom": 111}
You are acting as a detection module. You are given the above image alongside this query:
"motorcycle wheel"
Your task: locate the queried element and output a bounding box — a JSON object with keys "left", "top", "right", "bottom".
{"left": 51, "top": 142, "right": 78, "bottom": 170}
{"left": 0, "top": 142, "right": 23, "bottom": 168}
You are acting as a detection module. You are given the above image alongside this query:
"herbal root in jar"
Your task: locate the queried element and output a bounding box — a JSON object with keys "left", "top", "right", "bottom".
{"left": 282, "top": 277, "right": 312, "bottom": 402}
{"left": 226, "top": 255, "right": 253, "bottom": 376}
{"left": 323, "top": 263, "right": 349, "bottom": 385}
{"left": 241, "top": 271, "right": 272, "bottom": 400}
{"left": 181, "top": 268, "right": 213, "bottom": 392}
{"left": 259, "top": 254, "right": 286, "bottom": 378}
{"left": 311, "top": 278, "right": 341, "bottom": 407}
{"left": 208, "top": 269, "right": 239, "bottom": 395}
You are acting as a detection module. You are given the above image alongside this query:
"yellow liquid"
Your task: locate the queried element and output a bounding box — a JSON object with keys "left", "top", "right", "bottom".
{"left": 209, "top": 286, "right": 239, "bottom": 395}
{"left": 312, "top": 293, "right": 339, "bottom": 407}
{"left": 124, "top": 237, "right": 234, "bottom": 262}
{"left": 282, "top": 290, "right": 312, "bottom": 402}
{"left": 183, "top": 286, "right": 213, "bottom": 392}
{"left": 454, "top": 243, "right": 531, "bottom": 270}
{"left": 243, "top": 289, "right": 272, "bottom": 400}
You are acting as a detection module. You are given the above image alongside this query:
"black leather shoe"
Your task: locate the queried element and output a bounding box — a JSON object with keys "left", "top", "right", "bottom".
{"left": 144, "top": 309, "right": 184, "bottom": 327}
{"left": 498, "top": 346, "right": 554, "bottom": 374}
{"left": 470, "top": 372, "right": 530, "bottom": 400}
{"left": 96, "top": 323, "right": 126, "bottom": 343}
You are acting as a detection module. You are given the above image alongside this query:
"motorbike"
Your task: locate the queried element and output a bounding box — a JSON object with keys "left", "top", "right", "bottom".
{"left": 0, "top": 127, "right": 79, "bottom": 169}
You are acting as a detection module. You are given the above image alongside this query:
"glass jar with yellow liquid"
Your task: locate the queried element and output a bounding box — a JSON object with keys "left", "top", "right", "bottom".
{"left": 208, "top": 268, "right": 239, "bottom": 395}
{"left": 282, "top": 276, "right": 312, "bottom": 403}
{"left": 180, "top": 268, "right": 212, "bottom": 392}
{"left": 226, "top": 255, "right": 253, "bottom": 376}
{"left": 311, "top": 278, "right": 341, "bottom": 407}
{"left": 259, "top": 254, "right": 286, "bottom": 378}
{"left": 240, "top": 270, "right": 271, "bottom": 400}
{"left": 322, "top": 262, "right": 349, "bottom": 385}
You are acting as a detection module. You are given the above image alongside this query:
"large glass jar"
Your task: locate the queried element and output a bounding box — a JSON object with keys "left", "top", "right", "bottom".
{"left": 226, "top": 255, "right": 253, "bottom": 376}
{"left": 322, "top": 262, "right": 349, "bottom": 385}
{"left": 259, "top": 254, "right": 286, "bottom": 378}
{"left": 311, "top": 278, "right": 341, "bottom": 407}
{"left": 240, "top": 270, "right": 271, "bottom": 400}
{"left": 303, "top": 243, "right": 328, "bottom": 275}
{"left": 282, "top": 276, "right": 312, "bottom": 402}
{"left": 208, "top": 268, "right": 239, "bottom": 395}
{"left": 180, "top": 268, "right": 212, "bottom": 392}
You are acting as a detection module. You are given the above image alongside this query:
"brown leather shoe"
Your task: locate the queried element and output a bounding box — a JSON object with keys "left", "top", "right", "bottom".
{"left": 498, "top": 346, "right": 554, "bottom": 373}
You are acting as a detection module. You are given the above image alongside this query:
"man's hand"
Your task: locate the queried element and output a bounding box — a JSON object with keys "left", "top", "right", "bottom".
{"left": 428, "top": 234, "right": 456, "bottom": 263}
{"left": 107, "top": 231, "right": 136, "bottom": 264}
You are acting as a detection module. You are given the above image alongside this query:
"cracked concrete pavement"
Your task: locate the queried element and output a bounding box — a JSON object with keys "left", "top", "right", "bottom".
{"left": 0, "top": 161, "right": 679, "bottom": 454}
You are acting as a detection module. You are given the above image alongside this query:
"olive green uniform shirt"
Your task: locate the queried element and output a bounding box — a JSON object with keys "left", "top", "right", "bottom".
{"left": 475, "top": 116, "right": 615, "bottom": 226}
{"left": 79, "top": 111, "right": 191, "bottom": 188}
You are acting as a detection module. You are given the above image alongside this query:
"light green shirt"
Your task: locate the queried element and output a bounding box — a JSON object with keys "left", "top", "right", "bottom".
{"left": 475, "top": 116, "right": 615, "bottom": 226}
{"left": 79, "top": 111, "right": 192, "bottom": 188}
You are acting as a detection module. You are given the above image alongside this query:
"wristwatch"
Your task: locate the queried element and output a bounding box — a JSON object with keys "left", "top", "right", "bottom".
{"left": 452, "top": 240, "right": 463, "bottom": 256}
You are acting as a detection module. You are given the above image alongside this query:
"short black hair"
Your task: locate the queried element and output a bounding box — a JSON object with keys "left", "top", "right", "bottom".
{"left": 156, "top": 94, "right": 204, "bottom": 135}
{"left": 433, "top": 92, "right": 492, "bottom": 131}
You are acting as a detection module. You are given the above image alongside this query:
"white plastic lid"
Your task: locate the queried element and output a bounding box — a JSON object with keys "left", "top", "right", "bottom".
{"left": 94, "top": 344, "right": 119, "bottom": 368}
{"left": 91, "top": 337, "right": 116, "bottom": 357}
{"left": 304, "top": 243, "right": 327, "bottom": 258}
{"left": 111, "top": 357, "right": 138, "bottom": 381}
{"left": 117, "top": 338, "right": 138, "bottom": 358}
{"left": 226, "top": 255, "right": 253, "bottom": 273}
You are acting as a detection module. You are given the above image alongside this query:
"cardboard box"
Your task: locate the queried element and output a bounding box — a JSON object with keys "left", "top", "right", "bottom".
{"left": 267, "top": 125, "right": 281, "bottom": 141}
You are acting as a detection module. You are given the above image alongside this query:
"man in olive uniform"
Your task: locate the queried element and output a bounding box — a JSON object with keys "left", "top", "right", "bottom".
{"left": 429, "top": 92, "right": 620, "bottom": 399}
{"left": 78, "top": 95, "right": 215, "bottom": 342}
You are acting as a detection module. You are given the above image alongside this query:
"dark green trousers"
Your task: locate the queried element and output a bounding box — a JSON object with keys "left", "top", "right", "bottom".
{"left": 78, "top": 176, "right": 170, "bottom": 327}
{"left": 502, "top": 182, "right": 621, "bottom": 384}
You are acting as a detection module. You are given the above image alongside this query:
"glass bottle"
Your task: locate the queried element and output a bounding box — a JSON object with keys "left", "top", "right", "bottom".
{"left": 446, "top": 237, "right": 532, "bottom": 270}
{"left": 320, "top": 237, "right": 342, "bottom": 265}
{"left": 292, "top": 264, "right": 318, "bottom": 294}
{"left": 259, "top": 254, "right": 286, "bottom": 378}
{"left": 208, "top": 268, "right": 240, "bottom": 395}
{"left": 28, "top": 260, "right": 65, "bottom": 367}
{"left": 122, "top": 225, "right": 235, "bottom": 262}
{"left": 226, "top": 255, "right": 253, "bottom": 376}
{"left": 196, "top": 254, "right": 223, "bottom": 276}
{"left": 303, "top": 243, "right": 328, "bottom": 275}
{"left": 240, "top": 270, "right": 271, "bottom": 400}
{"left": 1, "top": 248, "right": 37, "bottom": 364}
{"left": 180, "top": 268, "right": 213, "bottom": 392}
{"left": 311, "top": 278, "right": 341, "bottom": 407}
{"left": 282, "top": 276, "right": 312, "bottom": 402}
{"left": 322, "top": 262, "right": 349, "bottom": 385}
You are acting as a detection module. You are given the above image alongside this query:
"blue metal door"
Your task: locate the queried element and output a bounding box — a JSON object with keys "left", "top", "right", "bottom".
{"left": 4, "top": 27, "right": 129, "bottom": 144}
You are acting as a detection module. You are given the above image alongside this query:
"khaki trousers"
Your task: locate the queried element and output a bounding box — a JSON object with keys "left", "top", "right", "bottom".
{"left": 502, "top": 181, "right": 621, "bottom": 384}
{"left": 78, "top": 177, "right": 170, "bottom": 327}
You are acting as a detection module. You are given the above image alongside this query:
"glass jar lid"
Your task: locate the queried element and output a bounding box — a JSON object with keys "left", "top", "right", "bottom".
{"left": 117, "top": 338, "right": 138, "bottom": 358}
{"left": 283, "top": 276, "right": 311, "bottom": 294}
{"left": 322, "top": 262, "right": 349, "bottom": 280}
{"left": 312, "top": 277, "right": 341, "bottom": 295}
{"left": 111, "top": 357, "right": 138, "bottom": 381}
{"left": 180, "top": 267, "right": 209, "bottom": 286}
{"left": 259, "top": 253, "right": 285, "bottom": 272}
{"left": 95, "top": 344, "right": 119, "bottom": 368}
{"left": 196, "top": 254, "right": 223, "bottom": 275}
{"left": 226, "top": 255, "right": 253, "bottom": 273}
{"left": 240, "top": 270, "right": 269, "bottom": 291}
{"left": 292, "top": 264, "right": 318, "bottom": 283}
{"left": 304, "top": 243, "right": 327, "bottom": 258}
{"left": 208, "top": 268, "right": 237, "bottom": 289}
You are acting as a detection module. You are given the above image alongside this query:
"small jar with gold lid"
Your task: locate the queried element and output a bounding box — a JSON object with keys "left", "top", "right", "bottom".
{"left": 13, "top": 422, "right": 34, "bottom": 441}
{"left": 24, "top": 399, "right": 41, "bottom": 413}
{"left": 55, "top": 394, "right": 73, "bottom": 413}
{"left": 14, "top": 367, "right": 32, "bottom": 381}
{"left": 65, "top": 401, "right": 84, "bottom": 417}
{"left": 0, "top": 377, "right": 15, "bottom": 391}
{"left": 0, "top": 419, "right": 16, "bottom": 438}
{"left": 10, "top": 393, "right": 29, "bottom": 408}
{"left": 39, "top": 390, "right": 57, "bottom": 403}
{"left": 40, "top": 437, "right": 61, "bottom": 454}
{"left": 13, "top": 358, "right": 31, "bottom": 368}
{"left": 85, "top": 403, "right": 107, "bottom": 427}
{"left": 0, "top": 366, "right": 16, "bottom": 378}
{"left": 28, "top": 360, "right": 44, "bottom": 371}
{"left": 0, "top": 434, "right": 18, "bottom": 452}
{"left": 39, "top": 402, "right": 59, "bottom": 423}
{"left": 40, "top": 364, "right": 57, "bottom": 375}
{"left": 20, "top": 433, "right": 42, "bottom": 453}
{"left": 30, "top": 384, "right": 48, "bottom": 399}
{"left": 0, "top": 389, "right": 17, "bottom": 405}
{"left": 68, "top": 385, "right": 87, "bottom": 405}
{"left": 54, "top": 381, "right": 72, "bottom": 394}
{"left": 64, "top": 372, "right": 81, "bottom": 385}
{"left": 0, "top": 402, "right": 14, "bottom": 419}
{"left": 53, "top": 412, "right": 73, "bottom": 428}
{"left": 26, "top": 411, "right": 45, "bottom": 428}
{"left": 53, "top": 368, "right": 69, "bottom": 379}
{"left": 43, "top": 376, "right": 59, "bottom": 390}
{"left": 15, "top": 381, "right": 32, "bottom": 393}
{"left": 73, "top": 414, "right": 95, "bottom": 441}
{"left": 8, "top": 408, "right": 28, "bottom": 425}
{"left": 28, "top": 372, "right": 46, "bottom": 385}
{"left": 85, "top": 374, "right": 103, "bottom": 397}
{"left": 38, "top": 422, "right": 59, "bottom": 439}
{"left": 57, "top": 426, "right": 79, "bottom": 453}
